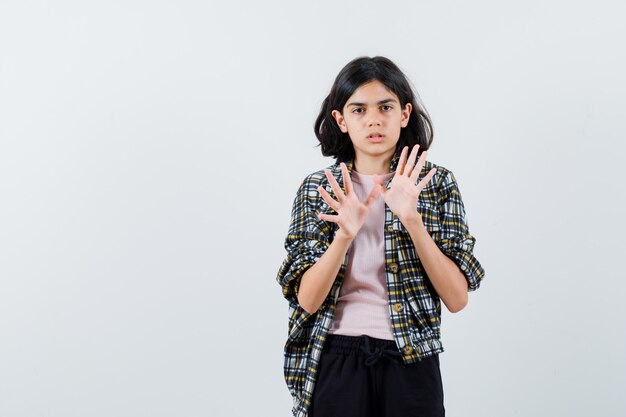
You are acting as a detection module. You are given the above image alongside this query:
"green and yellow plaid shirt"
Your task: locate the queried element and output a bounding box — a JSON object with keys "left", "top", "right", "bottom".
{"left": 276, "top": 151, "right": 485, "bottom": 417}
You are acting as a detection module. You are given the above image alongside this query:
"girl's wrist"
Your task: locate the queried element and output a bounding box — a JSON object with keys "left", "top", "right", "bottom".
{"left": 335, "top": 228, "right": 355, "bottom": 242}
{"left": 399, "top": 213, "right": 423, "bottom": 227}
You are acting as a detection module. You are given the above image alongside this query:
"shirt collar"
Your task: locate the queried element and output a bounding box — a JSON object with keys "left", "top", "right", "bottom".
{"left": 329, "top": 150, "right": 401, "bottom": 192}
{"left": 332, "top": 150, "right": 401, "bottom": 176}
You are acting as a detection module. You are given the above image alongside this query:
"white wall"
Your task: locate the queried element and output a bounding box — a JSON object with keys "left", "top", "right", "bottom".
{"left": 1, "top": 1, "right": 624, "bottom": 416}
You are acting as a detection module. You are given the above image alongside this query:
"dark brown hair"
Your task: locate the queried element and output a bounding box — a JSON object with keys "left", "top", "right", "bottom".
{"left": 314, "top": 56, "right": 433, "bottom": 163}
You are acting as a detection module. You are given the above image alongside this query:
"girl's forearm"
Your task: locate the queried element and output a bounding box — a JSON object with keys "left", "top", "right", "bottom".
{"left": 401, "top": 214, "right": 469, "bottom": 313}
{"left": 297, "top": 233, "right": 353, "bottom": 315}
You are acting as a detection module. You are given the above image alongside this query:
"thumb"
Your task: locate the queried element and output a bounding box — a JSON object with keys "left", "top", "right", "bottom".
{"left": 372, "top": 174, "right": 387, "bottom": 195}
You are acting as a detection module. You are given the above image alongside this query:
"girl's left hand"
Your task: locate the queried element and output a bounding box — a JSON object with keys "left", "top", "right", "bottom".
{"left": 373, "top": 145, "right": 437, "bottom": 223}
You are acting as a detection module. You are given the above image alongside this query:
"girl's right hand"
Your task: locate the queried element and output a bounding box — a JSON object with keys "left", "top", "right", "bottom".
{"left": 317, "top": 162, "right": 380, "bottom": 241}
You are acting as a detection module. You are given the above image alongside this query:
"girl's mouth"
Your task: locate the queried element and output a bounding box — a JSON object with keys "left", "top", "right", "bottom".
{"left": 368, "top": 134, "right": 384, "bottom": 143}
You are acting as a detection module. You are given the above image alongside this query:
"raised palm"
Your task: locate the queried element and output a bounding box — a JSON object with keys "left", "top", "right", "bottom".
{"left": 317, "top": 162, "right": 380, "bottom": 240}
{"left": 373, "top": 145, "right": 437, "bottom": 222}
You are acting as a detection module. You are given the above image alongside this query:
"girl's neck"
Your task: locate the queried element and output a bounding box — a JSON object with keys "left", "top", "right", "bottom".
{"left": 353, "top": 153, "right": 394, "bottom": 175}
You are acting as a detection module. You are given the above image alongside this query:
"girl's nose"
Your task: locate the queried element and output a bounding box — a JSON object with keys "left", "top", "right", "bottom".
{"left": 367, "top": 118, "right": 381, "bottom": 126}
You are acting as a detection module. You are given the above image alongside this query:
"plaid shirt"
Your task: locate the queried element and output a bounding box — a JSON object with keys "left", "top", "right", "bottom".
{"left": 276, "top": 150, "right": 485, "bottom": 417}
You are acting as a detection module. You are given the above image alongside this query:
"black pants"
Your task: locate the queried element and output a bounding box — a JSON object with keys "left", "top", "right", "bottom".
{"left": 309, "top": 334, "right": 445, "bottom": 417}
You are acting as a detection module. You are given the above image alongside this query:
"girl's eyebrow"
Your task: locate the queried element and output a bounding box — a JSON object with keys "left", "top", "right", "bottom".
{"left": 346, "top": 98, "right": 397, "bottom": 107}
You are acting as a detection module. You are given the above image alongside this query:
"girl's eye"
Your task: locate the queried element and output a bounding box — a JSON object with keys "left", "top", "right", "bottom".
{"left": 352, "top": 108, "right": 364, "bottom": 114}
{"left": 381, "top": 105, "right": 393, "bottom": 111}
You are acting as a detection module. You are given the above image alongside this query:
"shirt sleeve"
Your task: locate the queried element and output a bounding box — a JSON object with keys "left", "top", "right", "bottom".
{"left": 433, "top": 169, "right": 485, "bottom": 292}
{"left": 276, "top": 175, "right": 333, "bottom": 331}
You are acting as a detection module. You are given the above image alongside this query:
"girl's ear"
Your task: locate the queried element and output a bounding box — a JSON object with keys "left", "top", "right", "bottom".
{"left": 401, "top": 102, "right": 413, "bottom": 128}
{"left": 331, "top": 109, "right": 348, "bottom": 133}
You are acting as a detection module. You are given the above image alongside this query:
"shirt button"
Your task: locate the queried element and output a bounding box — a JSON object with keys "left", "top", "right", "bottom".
{"left": 386, "top": 225, "right": 394, "bottom": 232}
{"left": 392, "top": 303, "right": 404, "bottom": 313}
{"left": 402, "top": 345, "right": 414, "bottom": 355}
{"left": 389, "top": 263, "right": 399, "bottom": 273}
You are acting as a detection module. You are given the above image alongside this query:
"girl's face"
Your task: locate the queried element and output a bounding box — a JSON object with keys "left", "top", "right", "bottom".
{"left": 331, "top": 79, "right": 412, "bottom": 166}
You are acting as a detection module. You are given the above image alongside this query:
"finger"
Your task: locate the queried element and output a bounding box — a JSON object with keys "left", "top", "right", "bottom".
{"left": 317, "top": 185, "right": 341, "bottom": 212}
{"left": 405, "top": 144, "right": 420, "bottom": 177}
{"left": 372, "top": 174, "right": 387, "bottom": 196}
{"left": 371, "top": 173, "right": 385, "bottom": 191}
{"left": 317, "top": 212, "right": 339, "bottom": 223}
{"left": 409, "top": 150, "right": 428, "bottom": 184}
{"left": 340, "top": 162, "right": 353, "bottom": 196}
{"left": 416, "top": 167, "right": 437, "bottom": 191}
{"left": 362, "top": 183, "right": 381, "bottom": 207}
{"left": 396, "top": 146, "right": 409, "bottom": 176}
{"left": 324, "top": 169, "right": 345, "bottom": 202}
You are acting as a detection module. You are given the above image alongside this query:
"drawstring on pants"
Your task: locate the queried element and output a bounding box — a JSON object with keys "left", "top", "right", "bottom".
{"left": 360, "top": 335, "right": 404, "bottom": 367}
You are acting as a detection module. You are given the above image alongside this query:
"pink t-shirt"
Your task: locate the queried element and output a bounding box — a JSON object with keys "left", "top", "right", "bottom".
{"left": 328, "top": 169, "right": 396, "bottom": 340}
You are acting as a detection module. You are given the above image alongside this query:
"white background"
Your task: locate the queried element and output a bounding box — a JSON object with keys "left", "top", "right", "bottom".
{"left": 1, "top": 1, "right": 625, "bottom": 416}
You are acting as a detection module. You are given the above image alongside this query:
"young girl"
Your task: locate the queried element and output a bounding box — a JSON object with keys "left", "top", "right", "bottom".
{"left": 277, "top": 56, "right": 485, "bottom": 417}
